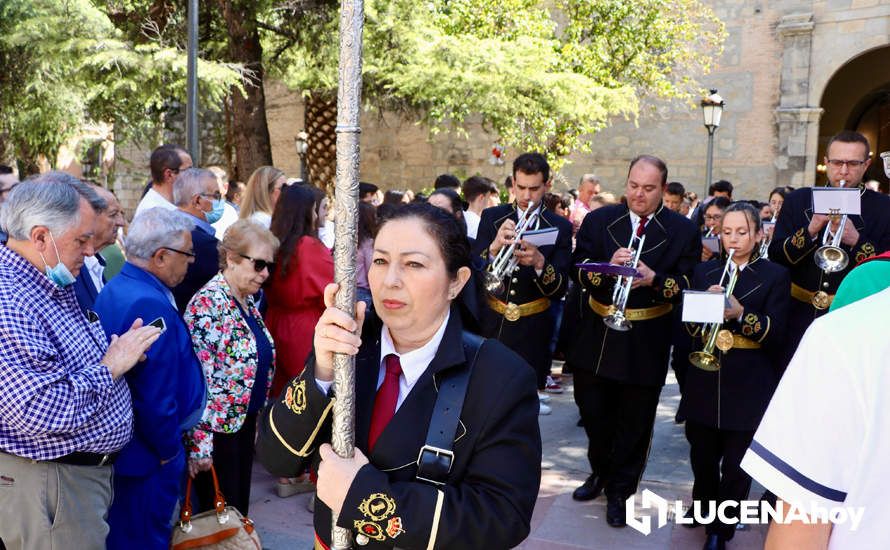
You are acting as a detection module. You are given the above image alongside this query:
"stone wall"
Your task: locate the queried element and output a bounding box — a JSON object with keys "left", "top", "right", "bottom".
{"left": 110, "top": 0, "right": 890, "bottom": 214}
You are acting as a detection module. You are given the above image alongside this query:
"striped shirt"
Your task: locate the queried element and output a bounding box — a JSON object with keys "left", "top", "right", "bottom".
{"left": 0, "top": 245, "right": 133, "bottom": 460}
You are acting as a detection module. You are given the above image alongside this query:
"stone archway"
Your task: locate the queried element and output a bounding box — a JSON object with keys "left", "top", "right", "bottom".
{"left": 818, "top": 46, "right": 890, "bottom": 191}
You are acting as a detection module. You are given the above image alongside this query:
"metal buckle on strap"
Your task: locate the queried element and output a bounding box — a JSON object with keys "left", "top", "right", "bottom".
{"left": 416, "top": 445, "right": 454, "bottom": 486}
{"left": 98, "top": 454, "right": 110, "bottom": 467}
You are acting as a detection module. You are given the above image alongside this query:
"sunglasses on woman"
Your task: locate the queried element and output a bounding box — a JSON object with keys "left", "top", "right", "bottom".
{"left": 239, "top": 254, "right": 275, "bottom": 273}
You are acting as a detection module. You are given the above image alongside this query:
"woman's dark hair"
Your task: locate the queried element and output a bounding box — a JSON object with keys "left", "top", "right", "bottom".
{"left": 358, "top": 201, "right": 378, "bottom": 244}
{"left": 723, "top": 201, "right": 763, "bottom": 233}
{"left": 706, "top": 196, "right": 732, "bottom": 212}
{"left": 378, "top": 202, "right": 470, "bottom": 278}
{"left": 383, "top": 190, "right": 405, "bottom": 205}
{"left": 430, "top": 188, "right": 467, "bottom": 234}
{"left": 270, "top": 184, "right": 319, "bottom": 276}
{"left": 542, "top": 192, "right": 563, "bottom": 212}
{"left": 769, "top": 187, "right": 787, "bottom": 201}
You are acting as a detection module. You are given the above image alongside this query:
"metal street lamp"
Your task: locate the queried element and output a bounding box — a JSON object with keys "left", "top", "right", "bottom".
{"left": 701, "top": 89, "right": 725, "bottom": 198}
{"left": 294, "top": 131, "right": 309, "bottom": 183}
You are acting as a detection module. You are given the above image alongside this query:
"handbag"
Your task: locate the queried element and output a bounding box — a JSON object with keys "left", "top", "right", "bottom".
{"left": 170, "top": 465, "right": 262, "bottom": 550}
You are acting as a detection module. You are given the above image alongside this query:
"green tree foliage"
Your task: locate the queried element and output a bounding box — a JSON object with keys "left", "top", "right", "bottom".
{"left": 262, "top": 0, "right": 724, "bottom": 169}
{"left": 0, "top": 0, "right": 242, "bottom": 170}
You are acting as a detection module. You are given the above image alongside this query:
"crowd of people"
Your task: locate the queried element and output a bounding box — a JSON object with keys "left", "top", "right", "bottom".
{"left": 0, "top": 129, "right": 888, "bottom": 549}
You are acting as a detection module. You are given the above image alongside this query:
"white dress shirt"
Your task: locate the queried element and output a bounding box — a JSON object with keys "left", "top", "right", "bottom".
{"left": 83, "top": 255, "right": 105, "bottom": 292}
{"left": 464, "top": 210, "right": 481, "bottom": 240}
{"left": 316, "top": 311, "right": 450, "bottom": 411}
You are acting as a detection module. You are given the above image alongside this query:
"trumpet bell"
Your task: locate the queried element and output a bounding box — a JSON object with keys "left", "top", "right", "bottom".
{"left": 603, "top": 312, "right": 632, "bottom": 332}
{"left": 814, "top": 245, "right": 849, "bottom": 273}
{"left": 690, "top": 350, "right": 720, "bottom": 372}
{"left": 483, "top": 272, "right": 504, "bottom": 294}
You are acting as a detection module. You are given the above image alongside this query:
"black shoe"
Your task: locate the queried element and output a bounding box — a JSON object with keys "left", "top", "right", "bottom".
{"left": 606, "top": 496, "right": 627, "bottom": 528}
{"left": 682, "top": 506, "right": 700, "bottom": 528}
{"left": 702, "top": 534, "right": 725, "bottom": 550}
{"left": 572, "top": 475, "right": 604, "bottom": 501}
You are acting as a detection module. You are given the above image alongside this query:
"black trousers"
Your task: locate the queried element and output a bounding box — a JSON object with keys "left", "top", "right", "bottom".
{"left": 194, "top": 412, "right": 258, "bottom": 516}
{"left": 573, "top": 371, "right": 662, "bottom": 498}
{"left": 685, "top": 421, "right": 754, "bottom": 540}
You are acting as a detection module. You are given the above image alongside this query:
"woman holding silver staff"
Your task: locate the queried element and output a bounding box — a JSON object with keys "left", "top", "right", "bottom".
{"left": 568, "top": 155, "right": 700, "bottom": 527}
{"left": 679, "top": 202, "right": 790, "bottom": 550}
{"left": 255, "top": 204, "right": 541, "bottom": 550}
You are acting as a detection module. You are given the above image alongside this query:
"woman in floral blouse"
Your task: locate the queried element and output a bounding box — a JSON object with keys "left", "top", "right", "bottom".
{"left": 184, "top": 220, "right": 279, "bottom": 515}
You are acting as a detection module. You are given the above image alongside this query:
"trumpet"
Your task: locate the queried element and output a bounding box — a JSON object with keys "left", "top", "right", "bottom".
{"left": 603, "top": 233, "right": 646, "bottom": 332}
{"left": 759, "top": 213, "right": 777, "bottom": 259}
{"left": 690, "top": 249, "right": 740, "bottom": 372}
{"left": 813, "top": 179, "right": 849, "bottom": 273}
{"left": 484, "top": 201, "right": 541, "bottom": 294}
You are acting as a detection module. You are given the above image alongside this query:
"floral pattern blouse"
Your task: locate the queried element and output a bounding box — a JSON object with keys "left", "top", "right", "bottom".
{"left": 183, "top": 273, "right": 276, "bottom": 459}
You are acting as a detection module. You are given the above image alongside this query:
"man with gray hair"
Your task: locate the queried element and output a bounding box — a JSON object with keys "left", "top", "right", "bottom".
{"left": 171, "top": 167, "right": 222, "bottom": 312}
{"left": 93, "top": 207, "right": 206, "bottom": 549}
{"left": 0, "top": 176, "right": 161, "bottom": 550}
{"left": 73, "top": 184, "right": 126, "bottom": 314}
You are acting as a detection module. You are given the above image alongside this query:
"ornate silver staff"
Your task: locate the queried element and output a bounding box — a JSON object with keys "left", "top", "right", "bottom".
{"left": 331, "top": 0, "right": 364, "bottom": 548}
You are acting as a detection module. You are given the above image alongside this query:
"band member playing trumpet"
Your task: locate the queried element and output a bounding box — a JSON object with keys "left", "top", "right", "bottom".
{"left": 679, "top": 203, "right": 790, "bottom": 550}
{"left": 768, "top": 131, "right": 890, "bottom": 368}
{"left": 568, "top": 155, "right": 699, "bottom": 526}
{"left": 472, "top": 153, "right": 572, "bottom": 412}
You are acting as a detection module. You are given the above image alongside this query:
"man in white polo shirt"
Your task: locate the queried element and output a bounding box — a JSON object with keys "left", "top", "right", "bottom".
{"left": 740, "top": 286, "right": 890, "bottom": 549}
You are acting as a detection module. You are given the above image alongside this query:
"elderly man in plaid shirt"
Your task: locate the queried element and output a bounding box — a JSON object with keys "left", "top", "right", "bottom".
{"left": 0, "top": 174, "right": 161, "bottom": 550}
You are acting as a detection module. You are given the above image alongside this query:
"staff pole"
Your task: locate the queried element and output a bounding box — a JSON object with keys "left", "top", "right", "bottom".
{"left": 330, "top": 0, "right": 364, "bottom": 548}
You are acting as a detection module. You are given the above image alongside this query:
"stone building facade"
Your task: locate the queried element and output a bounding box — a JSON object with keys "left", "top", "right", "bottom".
{"left": 103, "top": 0, "right": 889, "bottom": 213}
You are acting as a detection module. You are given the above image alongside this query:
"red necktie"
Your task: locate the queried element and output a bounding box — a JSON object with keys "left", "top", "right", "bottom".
{"left": 368, "top": 354, "right": 402, "bottom": 452}
{"left": 637, "top": 216, "right": 649, "bottom": 237}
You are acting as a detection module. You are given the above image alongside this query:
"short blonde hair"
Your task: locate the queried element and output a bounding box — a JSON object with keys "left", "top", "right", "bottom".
{"left": 239, "top": 166, "right": 285, "bottom": 220}
{"left": 219, "top": 219, "right": 280, "bottom": 271}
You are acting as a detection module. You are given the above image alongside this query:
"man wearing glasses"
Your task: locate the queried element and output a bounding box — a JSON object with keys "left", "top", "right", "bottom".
{"left": 768, "top": 130, "right": 890, "bottom": 369}
{"left": 170, "top": 168, "right": 223, "bottom": 312}
{"left": 133, "top": 145, "right": 193, "bottom": 219}
{"left": 93, "top": 207, "right": 206, "bottom": 549}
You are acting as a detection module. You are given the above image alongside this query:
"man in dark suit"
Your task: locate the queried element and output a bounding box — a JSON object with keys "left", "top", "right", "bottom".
{"left": 472, "top": 153, "right": 572, "bottom": 415}
{"left": 73, "top": 185, "right": 125, "bottom": 314}
{"left": 568, "top": 155, "right": 700, "bottom": 526}
{"left": 768, "top": 130, "right": 890, "bottom": 367}
{"left": 171, "top": 168, "right": 222, "bottom": 312}
{"left": 94, "top": 207, "right": 206, "bottom": 549}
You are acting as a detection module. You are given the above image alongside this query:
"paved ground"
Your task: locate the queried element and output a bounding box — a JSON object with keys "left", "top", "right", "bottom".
{"left": 247, "top": 366, "right": 768, "bottom": 549}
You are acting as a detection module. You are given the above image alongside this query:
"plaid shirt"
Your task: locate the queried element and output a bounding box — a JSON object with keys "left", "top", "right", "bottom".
{"left": 0, "top": 245, "right": 133, "bottom": 460}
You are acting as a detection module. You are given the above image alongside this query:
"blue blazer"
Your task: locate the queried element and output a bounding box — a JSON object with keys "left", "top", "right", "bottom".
{"left": 73, "top": 255, "right": 106, "bottom": 315}
{"left": 94, "top": 262, "right": 206, "bottom": 477}
{"left": 172, "top": 225, "right": 219, "bottom": 313}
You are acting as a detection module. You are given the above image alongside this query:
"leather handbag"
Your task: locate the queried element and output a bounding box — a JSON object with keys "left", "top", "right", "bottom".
{"left": 170, "top": 466, "right": 262, "bottom": 550}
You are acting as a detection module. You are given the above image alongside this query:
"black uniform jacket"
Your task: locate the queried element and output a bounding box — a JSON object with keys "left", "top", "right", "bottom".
{"left": 472, "top": 204, "right": 573, "bottom": 307}
{"left": 769, "top": 186, "right": 890, "bottom": 314}
{"left": 255, "top": 308, "right": 542, "bottom": 550}
{"left": 768, "top": 186, "right": 890, "bottom": 360}
{"left": 678, "top": 257, "right": 790, "bottom": 431}
{"left": 568, "top": 204, "right": 700, "bottom": 386}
